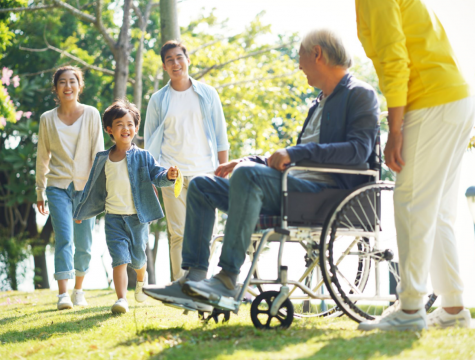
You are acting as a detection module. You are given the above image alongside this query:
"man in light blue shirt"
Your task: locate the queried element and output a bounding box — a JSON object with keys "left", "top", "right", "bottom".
{"left": 144, "top": 41, "right": 229, "bottom": 281}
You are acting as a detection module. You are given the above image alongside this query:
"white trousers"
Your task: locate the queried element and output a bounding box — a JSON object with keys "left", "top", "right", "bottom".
{"left": 162, "top": 173, "right": 216, "bottom": 281}
{"left": 395, "top": 97, "right": 474, "bottom": 310}
{"left": 162, "top": 176, "right": 193, "bottom": 281}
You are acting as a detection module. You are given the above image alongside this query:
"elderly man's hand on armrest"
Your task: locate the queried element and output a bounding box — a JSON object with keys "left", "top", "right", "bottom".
{"left": 268, "top": 149, "right": 291, "bottom": 171}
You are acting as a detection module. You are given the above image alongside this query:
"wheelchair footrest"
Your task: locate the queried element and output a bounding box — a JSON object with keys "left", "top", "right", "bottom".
{"left": 206, "top": 296, "right": 240, "bottom": 312}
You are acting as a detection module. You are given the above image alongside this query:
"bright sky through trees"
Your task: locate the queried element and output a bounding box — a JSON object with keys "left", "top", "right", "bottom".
{"left": 178, "top": 0, "right": 475, "bottom": 87}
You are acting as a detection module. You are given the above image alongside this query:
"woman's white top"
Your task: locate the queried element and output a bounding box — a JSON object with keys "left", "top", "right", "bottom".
{"left": 35, "top": 105, "right": 104, "bottom": 201}
{"left": 160, "top": 86, "right": 214, "bottom": 176}
{"left": 105, "top": 157, "right": 137, "bottom": 214}
{"left": 54, "top": 112, "right": 84, "bottom": 160}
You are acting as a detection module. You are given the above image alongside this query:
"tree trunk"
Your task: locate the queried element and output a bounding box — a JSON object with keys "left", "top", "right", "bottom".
{"left": 126, "top": 266, "right": 136, "bottom": 289}
{"left": 9, "top": 262, "right": 18, "bottom": 291}
{"left": 133, "top": 33, "right": 144, "bottom": 111}
{"left": 126, "top": 242, "right": 155, "bottom": 288}
{"left": 146, "top": 243, "right": 156, "bottom": 284}
{"left": 113, "top": 0, "right": 132, "bottom": 99}
{"left": 33, "top": 216, "right": 53, "bottom": 289}
{"left": 167, "top": 226, "right": 174, "bottom": 281}
{"left": 160, "top": 0, "right": 180, "bottom": 86}
{"left": 160, "top": 0, "right": 181, "bottom": 281}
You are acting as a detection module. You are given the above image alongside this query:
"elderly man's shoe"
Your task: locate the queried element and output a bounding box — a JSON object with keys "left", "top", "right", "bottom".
{"left": 143, "top": 277, "right": 213, "bottom": 312}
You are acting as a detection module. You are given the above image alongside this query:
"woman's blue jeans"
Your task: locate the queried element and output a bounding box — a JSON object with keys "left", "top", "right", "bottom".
{"left": 46, "top": 182, "right": 95, "bottom": 281}
{"left": 181, "top": 162, "right": 336, "bottom": 274}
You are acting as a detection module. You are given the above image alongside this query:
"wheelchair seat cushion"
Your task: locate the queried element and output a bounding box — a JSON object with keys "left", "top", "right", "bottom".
{"left": 255, "top": 215, "right": 281, "bottom": 232}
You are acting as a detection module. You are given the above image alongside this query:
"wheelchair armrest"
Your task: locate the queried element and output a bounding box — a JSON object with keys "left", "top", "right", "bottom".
{"left": 293, "top": 160, "right": 369, "bottom": 171}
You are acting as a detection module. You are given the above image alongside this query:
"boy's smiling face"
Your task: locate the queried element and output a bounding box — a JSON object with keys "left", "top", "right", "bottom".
{"left": 106, "top": 113, "right": 139, "bottom": 146}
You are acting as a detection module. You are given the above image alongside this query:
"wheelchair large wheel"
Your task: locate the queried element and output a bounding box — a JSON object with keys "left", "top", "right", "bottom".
{"left": 320, "top": 182, "right": 436, "bottom": 322}
{"left": 293, "top": 247, "right": 360, "bottom": 319}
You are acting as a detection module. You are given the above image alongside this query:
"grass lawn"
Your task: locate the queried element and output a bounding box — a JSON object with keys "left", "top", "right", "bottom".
{"left": 1, "top": 290, "right": 475, "bottom": 360}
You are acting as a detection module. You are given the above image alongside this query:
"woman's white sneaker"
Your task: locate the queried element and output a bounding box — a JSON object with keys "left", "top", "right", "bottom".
{"left": 71, "top": 289, "right": 88, "bottom": 306}
{"left": 111, "top": 298, "right": 129, "bottom": 314}
{"left": 427, "top": 308, "right": 471, "bottom": 328}
{"left": 57, "top": 293, "right": 73, "bottom": 310}
{"left": 358, "top": 308, "right": 428, "bottom": 331}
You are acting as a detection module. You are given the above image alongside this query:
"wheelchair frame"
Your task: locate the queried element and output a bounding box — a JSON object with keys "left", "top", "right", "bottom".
{"left": 204, "top": 112, "right": 437, "bottom": 328}
{"left": 207, "top": 162, "right": 383, "bottom": 311}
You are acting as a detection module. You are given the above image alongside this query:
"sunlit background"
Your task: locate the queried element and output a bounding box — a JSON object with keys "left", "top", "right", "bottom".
{"left": 15, "top": 0, "right": 475, "bottom": 307}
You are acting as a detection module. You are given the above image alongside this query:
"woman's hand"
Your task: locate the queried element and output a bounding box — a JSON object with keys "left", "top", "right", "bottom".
{"left": 37, "top": 201, "right": 49, "bottom": 216}
{"left": 167, "top": 166, "right": 179, "bottom": 180}
{"left": 384, "top": 131, "right": 405, "bottom": 173}
{"left": 215, "top": 160, "right": 240, "bottom": 178}
{"left": 75, "top": 220, "right": 82, "bottom": 224}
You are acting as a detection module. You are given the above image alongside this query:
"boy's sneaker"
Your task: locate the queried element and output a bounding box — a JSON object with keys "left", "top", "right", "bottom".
{"left": 135, "top": 273, "right": 148, "bottom": 303}
{"left": 182, "top": 274, "right": 240, "bottom": 304}
{"left": 143, "top": 277, "right": 213, "bottom": 312}
{"left": 71, "top": 289, "right": 88, "bottom": 306}
{"left": 427, "top": 308, "right": 471, "bottom": 328}
{"left": 111, "top": 298, "right": 129, "bottom": 314}
{"left": 57, "top": 293, "right": 73, "bottom": 310}
{"left": 358, "top": 308, "right": 428, "bottom": 331}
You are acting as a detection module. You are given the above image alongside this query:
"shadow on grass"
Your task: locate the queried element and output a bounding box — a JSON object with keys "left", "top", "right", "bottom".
{"left": 301, "top": 331, "right": 419, "bottom": 360}
{"left": 118, "top": 322, "right": 419, "bottom": 360}
{"left": 0, "top": 301, "right": 116, "bottom": 328}
{"left": 0, "top": 306, "right": 112, "bottom": 344}
{"left": 0, "top": 308, "right": 59, "bottom": 328}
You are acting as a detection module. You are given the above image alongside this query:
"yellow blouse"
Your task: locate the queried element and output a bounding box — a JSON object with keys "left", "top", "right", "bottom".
{"left": 355, "top": 0, "right": 470, "bottom": 112}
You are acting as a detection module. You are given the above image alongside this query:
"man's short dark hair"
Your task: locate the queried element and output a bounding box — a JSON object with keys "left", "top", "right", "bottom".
{"left": 103, "top": 99, "right": 140, "bottom": 140}
{"left": 160, "top": 40, "right": 189, "bottom": 63}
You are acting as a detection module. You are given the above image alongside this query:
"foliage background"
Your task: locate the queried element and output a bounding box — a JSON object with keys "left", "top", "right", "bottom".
{"left": 0, "top": 1, "right": 385, "bottom": 290}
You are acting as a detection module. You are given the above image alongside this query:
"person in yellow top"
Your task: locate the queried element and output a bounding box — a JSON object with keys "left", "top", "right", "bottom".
{"left": 356, "top": 0, "right": 474, "bottom": 331}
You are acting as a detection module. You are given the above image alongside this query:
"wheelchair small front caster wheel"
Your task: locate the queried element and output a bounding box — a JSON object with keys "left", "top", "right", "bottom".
{"left": 198, "top": 308, "right": 231, "bottom": 323}
{"left": 250, "top": 291, "right": 294, "bottom": 329}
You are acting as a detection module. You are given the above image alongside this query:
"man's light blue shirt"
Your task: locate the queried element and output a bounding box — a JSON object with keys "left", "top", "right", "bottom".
{"left": 144, "top": 77, "right": 229, "bottom": 169}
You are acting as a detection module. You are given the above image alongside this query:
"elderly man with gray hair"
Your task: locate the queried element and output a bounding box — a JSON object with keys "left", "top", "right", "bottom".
{"left": 143, "top": 28, "right": 380, "bottom": 311}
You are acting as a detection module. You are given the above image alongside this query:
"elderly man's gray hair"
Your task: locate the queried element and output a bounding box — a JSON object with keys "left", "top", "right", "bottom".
{"left": 301, "top": 29, "right": 353, "bottom": 68}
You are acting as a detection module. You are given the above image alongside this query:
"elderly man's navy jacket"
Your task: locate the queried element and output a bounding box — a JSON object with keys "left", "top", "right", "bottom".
{"left": 248, "top": 73, "right": 380, "bottom": 189}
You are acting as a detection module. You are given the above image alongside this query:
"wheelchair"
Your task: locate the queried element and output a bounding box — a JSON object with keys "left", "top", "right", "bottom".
{"left": 204, "top": 113, "right": 437, "bottom": 329}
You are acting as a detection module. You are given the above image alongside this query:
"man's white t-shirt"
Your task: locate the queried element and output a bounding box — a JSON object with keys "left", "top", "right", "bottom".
{"left": 105, "top": 157, "right": 137, "bottom": 214}
{"left": 55, "top": 110, "right": 83, "bottom": 160}
{"left": 160, "top": 86, "right": 214, "bottom": 176}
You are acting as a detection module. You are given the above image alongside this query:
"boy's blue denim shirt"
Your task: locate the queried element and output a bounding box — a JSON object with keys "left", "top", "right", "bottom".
{"left": 144, "top": 76, "right": 229, "bottom": 169}
{"left": 73, "top": 144, "right": 174, "bottom": 224}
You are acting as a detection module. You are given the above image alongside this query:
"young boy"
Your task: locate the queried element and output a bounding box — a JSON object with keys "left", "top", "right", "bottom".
{"left": 74, "top": 99, "right": 178, "bottom": 314}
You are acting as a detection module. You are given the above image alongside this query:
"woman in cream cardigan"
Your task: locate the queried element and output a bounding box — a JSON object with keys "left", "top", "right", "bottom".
{"left": 36, "top": 66, "right": 104, "bottom": 310}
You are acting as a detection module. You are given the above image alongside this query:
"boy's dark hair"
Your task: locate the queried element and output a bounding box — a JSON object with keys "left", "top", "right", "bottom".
{"left": 160, "top": 40, "right": 189, "bottom": 63}
{"left": 103, "top": 99, "right": 140, "bottom": 140}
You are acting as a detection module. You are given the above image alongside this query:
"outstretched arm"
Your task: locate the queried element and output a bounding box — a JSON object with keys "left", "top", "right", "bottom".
{"left": 36, "top": 117, "right": 50, "bottom": 215}
{"left": 384, "top": 106, "right": 405, "bottom": 173}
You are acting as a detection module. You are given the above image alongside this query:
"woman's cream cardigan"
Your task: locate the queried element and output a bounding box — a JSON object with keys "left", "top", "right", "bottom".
{"left": 35, "top": 105, "right": 104, "bottom": 201}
